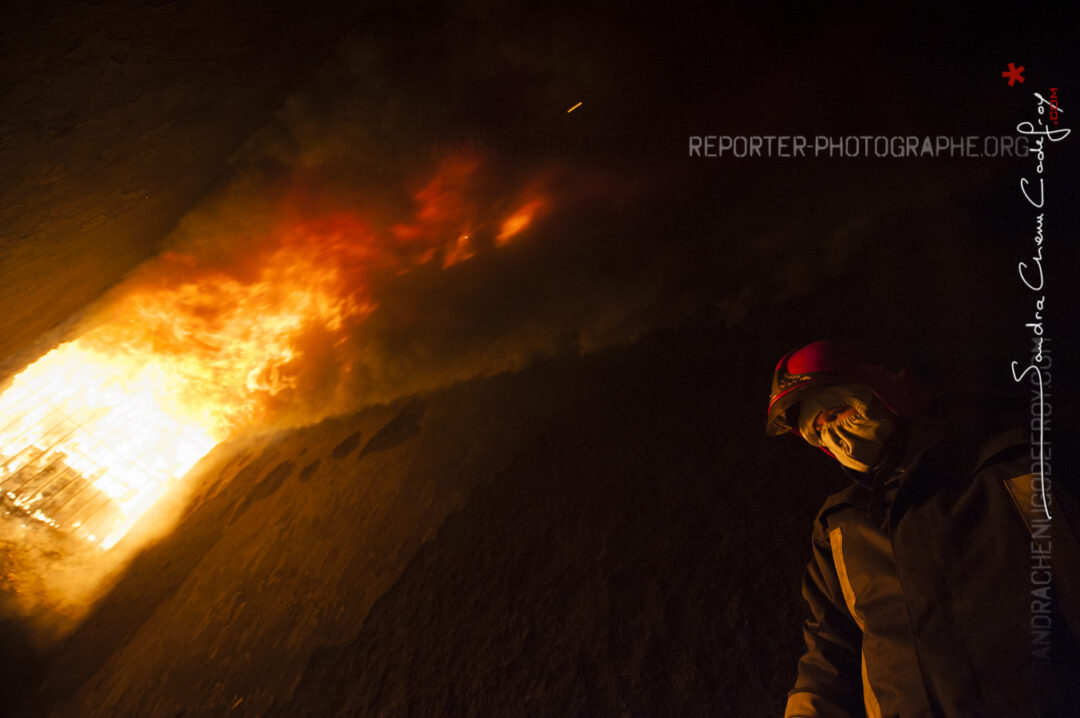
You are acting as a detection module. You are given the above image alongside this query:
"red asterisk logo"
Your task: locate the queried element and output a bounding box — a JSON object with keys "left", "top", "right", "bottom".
{"left": 1002, "top": 62, "right": 1025, "bottom": 86}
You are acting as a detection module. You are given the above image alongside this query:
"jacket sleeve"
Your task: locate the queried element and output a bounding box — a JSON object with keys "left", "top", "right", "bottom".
{"left": 784, "top": 519, "right": 865, "bottom": 718}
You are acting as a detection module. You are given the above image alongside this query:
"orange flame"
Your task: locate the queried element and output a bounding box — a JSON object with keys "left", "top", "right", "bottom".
{"left": 0, "top": 161, "right": 552, "bottom": 549}
{"left": 497, "top": 198, "right": 547, "bottom": 246}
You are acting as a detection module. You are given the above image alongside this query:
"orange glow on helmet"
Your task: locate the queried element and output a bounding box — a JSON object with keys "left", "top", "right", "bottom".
{"left": 766, "top": 340, "right": 924, "bottom": 436}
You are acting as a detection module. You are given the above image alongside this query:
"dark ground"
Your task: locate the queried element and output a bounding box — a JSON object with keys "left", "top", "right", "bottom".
{"left": 2, "top": 2, "right": 1078, "bottom": 717}
{"left": 21, "top": 316, "right": 827, "bottom": 717}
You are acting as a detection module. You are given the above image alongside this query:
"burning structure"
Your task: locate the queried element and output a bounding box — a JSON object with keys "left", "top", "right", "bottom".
{"left": 0, "top": 159, "right": 550, "bottom": 552}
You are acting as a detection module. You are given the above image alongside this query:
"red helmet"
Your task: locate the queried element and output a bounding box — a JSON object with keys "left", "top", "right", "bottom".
{"left": 766, "top": 340, "right": 925, "bottom": 436}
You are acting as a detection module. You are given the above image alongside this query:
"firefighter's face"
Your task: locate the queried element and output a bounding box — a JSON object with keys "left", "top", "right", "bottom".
{"left": 797, "top": 385, "right": 897, "bottom": 472}
{"left": 812, "top": 405, "right": 858, "bottom": 434}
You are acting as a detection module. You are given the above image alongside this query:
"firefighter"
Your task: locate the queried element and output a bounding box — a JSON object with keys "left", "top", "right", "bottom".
{"left": 767, "top": 340, "right": 1080, "bottom": 717}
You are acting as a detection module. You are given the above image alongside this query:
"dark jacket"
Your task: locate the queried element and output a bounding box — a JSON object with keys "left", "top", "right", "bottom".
{"left": 785, "top": 397, "right": 1080, "bottom": 717}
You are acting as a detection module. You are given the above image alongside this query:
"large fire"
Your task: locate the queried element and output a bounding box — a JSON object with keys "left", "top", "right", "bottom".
{"left": 0, "top": 161, "right": 547, "bottom": 550}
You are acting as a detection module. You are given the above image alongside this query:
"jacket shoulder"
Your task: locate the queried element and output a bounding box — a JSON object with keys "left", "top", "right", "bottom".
{"left": 812, "top": 485, "right": 869, "bottom": 541}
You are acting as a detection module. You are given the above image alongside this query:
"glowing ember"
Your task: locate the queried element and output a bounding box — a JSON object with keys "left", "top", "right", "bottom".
{"left": 443, "top": 235, "right": 476, "bottom": 268}
{"left": 0, "top": 163, "right": 551, "bottom": 549}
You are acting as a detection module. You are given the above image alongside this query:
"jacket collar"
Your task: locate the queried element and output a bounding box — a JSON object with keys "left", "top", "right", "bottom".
{"left": 971, "top": 427, "right": 1027, "bottom": 473}
{"left": 815, "top": 414, "right": 943, "bottom": 527}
